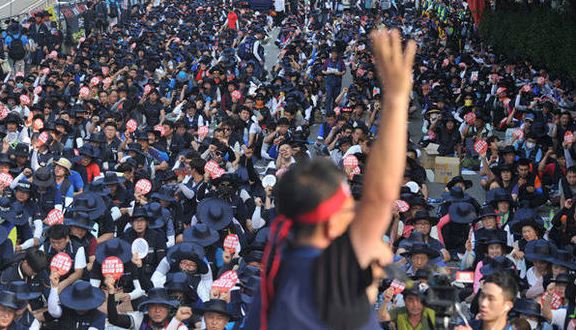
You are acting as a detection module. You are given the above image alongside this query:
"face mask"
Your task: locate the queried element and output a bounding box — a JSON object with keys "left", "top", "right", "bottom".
{"left": 16, "top": 83, "right": 23, "bottom": 89}
{"left": 527, "top": 319, "right": 538, "bottom": 330}
{"left": 526, "top": 142, "right": 536, "bottom": 149}
{"left": 464, "top": 99, "right": 473, "bottom": 107}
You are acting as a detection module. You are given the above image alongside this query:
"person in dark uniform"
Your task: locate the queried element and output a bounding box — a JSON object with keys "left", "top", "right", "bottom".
{"left": 64, "top": 212, "right": 97, "bottom": 279}
{"left": 8, "top": 281, "right": 43, "bottom": 329}
{"left": 46, "top": 279, "right": 106, "bottom": 330}
{"left": 0, "top": 291, "right": 24, "bottom": 330}
{"left": 0, "top": 249, "right": 48, "bottom": 310}
{"left": 245, "top": 30, "right": 416, "bottom": 330}
{"left": 121, "top": 206, "right": 167, "bottom": 290}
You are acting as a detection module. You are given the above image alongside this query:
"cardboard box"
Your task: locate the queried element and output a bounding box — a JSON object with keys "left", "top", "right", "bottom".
{"left": 420, "top": 144, "right": 439, "bottom": 170}
{"left": 435, "top": 156, "right": 461, "bottom": 184}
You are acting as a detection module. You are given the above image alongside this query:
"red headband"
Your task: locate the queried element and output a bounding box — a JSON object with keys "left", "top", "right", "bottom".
{"left": 296, "top": 183, "right": 351, "bottom": 224}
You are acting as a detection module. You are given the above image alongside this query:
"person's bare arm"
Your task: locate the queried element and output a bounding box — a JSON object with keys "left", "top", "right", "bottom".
{"left": 350, "top": 29, "right": 416, "bottom": 269}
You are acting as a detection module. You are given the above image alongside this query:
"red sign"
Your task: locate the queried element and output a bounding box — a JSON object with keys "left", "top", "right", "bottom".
{"left": 223, "top": 234, "right": 239, "bottom": 252}
{"left": 541, "top": 291, "right": 563, "bottom": 310}
{"left": 135, "top": 179, "right": 152, "bottom": 195}
{"left": 342, "top": 155, "right": 359, "bottom": 169}
{"left": 231, "top": 90, "right": 241, "bottom": 101}
{"left": 126, "top": 119, "right": 138, "bottom": 133}
{"left": 45, "top": 208, "right": 64, "bottom": 226}
{"left": 101, "top": 256, "right": 124, "bottom": 280}
{"left": 474, "top": 139, "right": 488, "bottom": 155}
{"left": 564, "top": 131, "right": 574, "bottom": 144}
{"left": 456, "top": 271, "right": 475, "bottom": 283}
{"left": 153, "top": 124, "right": 166, "bottom": 137}
{"left": 512, "top": 129, "right": 524, "bottom": 141}
{"left": 390, "top": 280, "right": 405, "bottom": 295}
{"left": 50, "top": 252, "right": 73, "bottom": 276}
{"left": 211, "top": 270, "right": 238, "bottom": 292}
{"left": 394, "top": 200, "right": 410, "bottom": 213}
{"left": 38, "top": 131, "right": 50, "bottom": 146}
{"left": 204, "top": 160, "right": 225, "bottom": 179}
{"left": 464, "top": 112, "right": 476, "bottom": 125}
{"left": 19, "top": 95, "right": 30, "bottom": 106}
{"left": 0, "top": 173, "right": 13, "bottom": 188}
{"left": 34, "top": 86, "right": 43, "bottom": 95}
{"left": 198, "top": 126, "right": 209, "bottom": 139}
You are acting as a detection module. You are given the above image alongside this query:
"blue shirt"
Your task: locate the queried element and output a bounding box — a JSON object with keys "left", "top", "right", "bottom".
{"left": 5, "top": 34, "right": 28, "bottom": 47}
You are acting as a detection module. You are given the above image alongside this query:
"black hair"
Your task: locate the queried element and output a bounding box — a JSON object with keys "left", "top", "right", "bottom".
{"left": 483, "top": 272, "right": 518, "bottom": 302}
{"left": 47, "top": 224, "right": 70, "bottom": 240}
{"left": 189, "top": 157, "right": 206, "bottom": 175}
{"left": 276, "top": 159, "right": 344, "bottom": 238}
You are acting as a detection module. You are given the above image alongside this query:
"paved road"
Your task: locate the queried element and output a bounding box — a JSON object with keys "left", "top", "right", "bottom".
{"left": 0, "top": 0, "right": 48, "bottom": 21}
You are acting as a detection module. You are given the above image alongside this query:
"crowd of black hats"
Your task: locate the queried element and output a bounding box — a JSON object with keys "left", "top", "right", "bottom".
{"left": 0, "top": 0, "right": 572, "bottom": 328}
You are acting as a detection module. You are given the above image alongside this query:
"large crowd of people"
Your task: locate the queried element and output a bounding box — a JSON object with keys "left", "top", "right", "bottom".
{"left": 0, "top": 0, "right": 572, "bottom": 329}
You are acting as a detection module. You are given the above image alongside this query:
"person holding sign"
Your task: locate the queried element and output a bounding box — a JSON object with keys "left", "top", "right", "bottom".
{"left": 106, "top": 276, "right": 194, "bottom": 330}
{"left": 245, "top": 30, "right": 416, "bottom": 329}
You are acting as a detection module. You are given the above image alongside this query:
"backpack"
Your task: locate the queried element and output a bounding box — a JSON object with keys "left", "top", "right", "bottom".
{"left": 237, "top": 36, "right": 256, "bottom": 60}
{"left": 8, "top": 35, "right": 25, "bottom": 61}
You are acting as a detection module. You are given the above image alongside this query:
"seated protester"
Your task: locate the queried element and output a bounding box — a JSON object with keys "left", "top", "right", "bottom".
{"left": 516, "top": 133, "right": 544, "bottom": 165}
{"left": 200, "top": 140, "right": 235, "bottom": 172}
{"left": 460, "top": 206, "right": 507, "bottom": 269}
{"left": 541, "top": 273, "right": 574, "bottom": 329}
{"left": 9, "top": 281, "right": 43, "bottom": 329}
{"left": 486, "top": 188, "right": 515, "bottom": 228}
{"left": 90, "top": 238, "right": 145, "bottom": 309}
{"left": 438, "top": 186, "right": 480, "bottom": 218}
{"left": 10, "top": 180, "right": 43, "bottom": 251}
{"left": 399, "top": 242, "right": 442, "bottom": 276}
{"left": 64, "top": 212, "right": 97, "bottom": 275}
{"left": 197, "top": 299, "right": 238, "bottom": 330}
{"left": 151, "top": 242, "right": 212, "bottom": 302}
{"left": 74, "top": 145, "right": 101, "bottom": 184}
{"left": 0, "top": 291, "right": 23, "bottom": 330}
{"left": 199, "top": 184, "right": 248, "bottom": 242}
{"left": 32, "top": 167, "right": 67, "bottom": 217}
{"left": 67, "top": 192, "right": 115, "bottom": 243}
{"left": 489, "top": 163, "right": 517, "bottom": 194}
{"left": 538, "top": 149, "right": 567, "bottom": 200}
{"left": 177, "top": 157, "right": 208, "bottom": 235}
{"left": 470, "top": 232, "right": 513, "bottom": 294}
{"left": 0, "top": 249, "right": 48, "bottom": 305}
{"left": 165, "top": 272, "right": 200, "bottom": 307}
{"left": 433, "top": 113, "right": 462, "bottom": 156}
{"left": 182, "top": 223, "right": 220, "bottom": 277}
{"left": 399, "top": 211, "right": 450, "bottom": 262}
{"left": 133, "top": 131, "right": 170, "bottom": 174}
{"left": 512, "top": 298, "right": 553, "bottom": 330}
{"left": 275, "top": 142, "right": 297, "bottom": 172}
{"left": 106, "top": 280, "right": 191, "bottom": 330}
{"left": 436, "top": 201, "right": 477, "bottom": 260}
{"left": 513, "top": 158, "right": 547, "bottom": 207}
{"left": 47, "top": 279, "right": 106, "bottom": 330}
{"left": 121, "top": 206, "right": 167, "bottom": 290}
{"left": 523, "top": 240, "right": 554, "bottom": 299}
{"left": 261, "top": 117, "right": 292, "bottom": 160}
{"left": 145, "top": 202, "right": 176, "bottom": 248}
{"left": 481, "top": 144, "right": 514, "bottom": 189}
{"left": 549, "top": 199, "right": 576, "bottom": 249}
{"left": 509, "top": 212, "right": 546, "bottom": 278}
{"left": 152, "top": 186, "right": 185, "bottom": 239}
{"left": 378, "top": 286, "right": 435, "bottom": 330}
{"left": 40, "top": 224, "right": 86, "bottom": 291}
{"left": 558, "top": 166, "right": 576, "bottom": 209}
{"left": 0, "top": 200, "right": 33, "bottom": 254}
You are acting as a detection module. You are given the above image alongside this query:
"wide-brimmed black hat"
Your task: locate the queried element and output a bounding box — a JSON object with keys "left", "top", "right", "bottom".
{"left": 446, "top": 176, "right": 473, "bottom": 190}
{"left": 138, "top": 288, "right": 179, "bottom": 311}
{"left": 491, "top": 164, "right": 514, "bottom": 178}
{"left": 101, "top": 171, "right": 126, "bottom": 185}
{"left": 8, "top": 281, "right": 41, "bottom": 301}
{"left": 499, "top": 145, "right": 517, "bottom": 156}
{"left": 144, "top": 202, "right": 167, "bottom": 230}
{"left": 441, "top": 186, "right": 467, "bottom": 203}
{"left": 167, "top": 242, "right": 208, "bottom": 274}
{"left": 513, "top": 299, "right": 546, "bottom": 321}
{"left": 0, "top": 291, "right": 20, "bottom": 310}
{"left": 479, "top": 230, "right": 513, "bottom": 254}
{"left": 448, "top": 202, "right": 477, "bottom": 224}
{"left": 405, "top": 210, "right": 438, "bottom": 226}
{"left": 486, "top": 188, "right": 513, "bottom": 205}
{"left": 524, "top": 239, "right": 555, "bottom": 263}
{"left": 197, "top": 299, "right": 238, "bottom": 320}
{"left": 183, "top": 223, "right": 219, "bottom": 247}
{"left": 68, "top": 192, "right": 106, "bottom": 220}
{"left": 510, "top": 210, "right": 544, "bottom": 236}
{"left": 480, "top": 256, "right": 517, "bottom": 276}
{"left": 550, "top": 273, "right": 574, "bottom": 285}
{"left": 60, "top": 281, "right": 105, "bottom": 311}
{"left": 165, "top": 272, "right": 198, "bottom": 301}
{"left": 151, "top": 185, "right": 176, "bottom": 203}
{"left": 196, "top": 198, "right": 234, "bottom": 231}
{"left": 130, "top": 206, "right": 151, "bottom": 222}
{"left": 474, "top": 206, "right": 498, "bottom": 223}
{"left": 12, "top": 143, "right": 29, "bottom": 158}
{"left": 400, "top": 242, "right": 441, "bottom": 259}
{"left": 0, "top": 200, "right": 30, "bottom": 226}
{"left": 125, "top": 143, "right": 143, "bottom": 154}
{"left": 64, "top": 212, "right": 95, "bottom": 231}
{"left": 77, "top": 144, "right": 100, "bottom": 159}
{"left": 87, "top": 179, "right": 111, "bottom": 196}
{"left": 95, "top": 238, "right": 132, "bottom": 264}
{"left": 549, "top": 249, "right": 576, "bottom": 270}
{"left": 32, "top": 166, "right": 54, "bottom": 188}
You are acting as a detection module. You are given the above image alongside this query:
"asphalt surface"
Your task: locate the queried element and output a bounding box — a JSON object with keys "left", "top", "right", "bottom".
{"left": 262, "top": 27, "right": 486, "bottom": 205}
{"left": 0, "top": 0, "right": 52, "bottom": 21}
